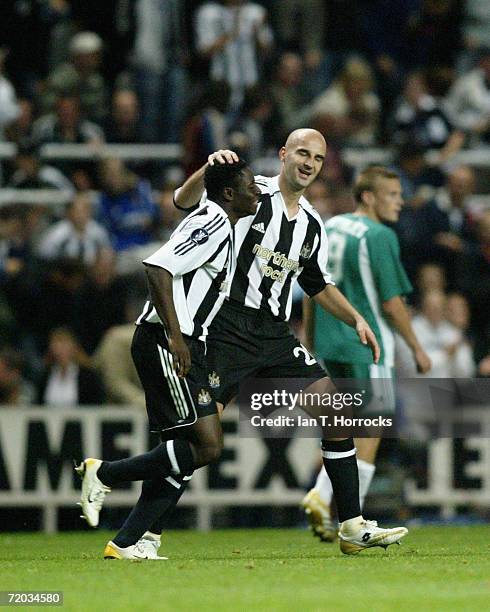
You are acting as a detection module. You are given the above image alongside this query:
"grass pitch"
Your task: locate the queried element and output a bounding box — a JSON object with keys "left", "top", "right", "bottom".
{"left": 0, "top": 526, "right": 489, "bottom": 611}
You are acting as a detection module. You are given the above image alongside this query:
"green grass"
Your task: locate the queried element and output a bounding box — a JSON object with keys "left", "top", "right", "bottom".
{"left": 0, "top": 527, "right": 489, "bottom": 611}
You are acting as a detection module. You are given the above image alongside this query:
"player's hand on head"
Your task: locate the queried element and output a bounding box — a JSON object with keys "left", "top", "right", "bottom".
{"left": 356, "top": 320, "right": 380, "bottom": 364}
{"left": 168, "top": 335, "right": 191, "bottom": 378}
{"left": 208, "top": 150, "right": 239, "bottom": 166}
{"left": 414, "top": 347, "right": 431, "bottom": 374}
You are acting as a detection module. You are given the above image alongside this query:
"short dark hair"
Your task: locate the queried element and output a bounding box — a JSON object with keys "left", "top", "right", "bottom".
{"left": 204, "top": 159, "right": 248, "bottom": 203}
{"left": 353, "top": 166, "right": 400, "bottom": 203}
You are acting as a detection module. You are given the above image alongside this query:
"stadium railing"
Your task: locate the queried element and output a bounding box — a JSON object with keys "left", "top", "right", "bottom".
{"left": 0, "top": 405, "right": 489, "bottom": 532}
{"left": 0, "top": 142, "right": 184, "bottom": 189}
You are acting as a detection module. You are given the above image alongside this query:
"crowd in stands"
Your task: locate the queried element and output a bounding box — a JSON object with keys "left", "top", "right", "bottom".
{"left": 1, "top": 0, "right": 490, "bottom": 407}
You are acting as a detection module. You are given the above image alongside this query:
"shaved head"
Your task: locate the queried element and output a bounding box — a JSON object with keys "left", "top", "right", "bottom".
{"left": 284, "top": 128, "right": 327, "bottom": 153}
{"left": 279, "top": 129, "right": 327, "bottom": 194}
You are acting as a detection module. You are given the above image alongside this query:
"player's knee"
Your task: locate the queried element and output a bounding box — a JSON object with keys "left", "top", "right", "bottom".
{"left": 193, "top": 437, "right": 223, "bottom": 467}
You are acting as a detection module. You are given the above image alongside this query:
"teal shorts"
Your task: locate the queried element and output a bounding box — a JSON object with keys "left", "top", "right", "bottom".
{"left": 323, "top": 361, "right": 396, "bottom": 416}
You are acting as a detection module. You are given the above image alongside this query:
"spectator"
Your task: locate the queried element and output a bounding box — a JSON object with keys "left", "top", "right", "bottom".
{"left": 445, "top": 47, "right": 490, "bottom": 145}
{"left": 4, "top": 98, "right": 33, "bottom": 145}
{"left": 0, "top": 1, "right": 70, "bottom": 98}
{"left": 96, "top": 158, "right": 159, "bottom": 255}
{"left": 395, "top": 188, "right": 450, "bottom": 283}
{"left": 36, "top": 326, "right": 105, "bottom": 406}
{"left": 405, "top": 0, "right": 462, "bottom": 70}
{"left": 32, "top": 95, "right": 104, "bottom": 147}
{"left": 195, "top": 0, "right": 273, "bottom": 109}
{"left": 0, "top": 52, "right": 20, "bottom": 138}
{"left": 38, "top": 31, "right": 108, "bottom": 124}
{"left": 32, "top": 94, "right": 104, "bottom": 184}
{"left": 270, "top": 1, "right": 328, "bottom": 96}
{"left": 270, "top": 52, "right": 310, "bottom": 137}
{"left": 359, "top": 0, "right": 418, "bottom": 131}
{"left": 412, "top": 290, "right": 475, "bottom": 377}
{"left": 0, "top": 348, "right": 34, "bottom": 406}
{"left": 74, "top": 249, "right": 130, "bottom": 354}
{"left": 8, "top": 140, "right": 74, "bottom": 193}
{"left": 93, "top": 323, "right": 145, "bottom": 409}
{"left": 0, "top": 206, "right": 32, "bottom": 288}
{"left": 104, "top": 89, "right": 141, "bottom": 144}
{"left": 155, "top": 185, "right": 182, "bottom": 243}
{"left": 446, "top": 292, "right": 473, "bottom": 339}
{"left": 182, "top": 81, "right": 230, "bottom": 175}
{"left": 455, "top": 210, "right": 490, "bottom": 363}
{"left": 37, "top": 192, "right": 110, "bottom": 266}
{"left": 431, "top": 165, "right": 479, "bottom": 254}
{"left": 310, "top": 57, "right": 380, "bottom": 148}
{"left": 391, "top": 144, "right": 443, "bottom": 205}
{"left": 70, "top": 0, "right": 134, "bottom": 85}
{"left": 132, "top": 0, "right": 189, "bottom": 143}
{"left": 0, "top": 47, "right": 20, "bottom": 183}
{"left": 229, "top": 85, "right": 276, "bottom": 160}
{"left": 395, "top": 165, "right": 478, "bottom": 284}
{"left": 27, "top": 258, "right": 87, "bottom": 356}
{"left": 459, "top": 1, "right": 490, "bottom": 72}
{"left": 416, "top": 263, "right": 447, "bottom": 296}
{"left": 272, "top": 0, "right": 326, "bottom": 58}
{"left": 390, "top": 71, "right": 464, "bottom": 161}
{"left": 0, "top": 203, "right": 49, "bottom": 351}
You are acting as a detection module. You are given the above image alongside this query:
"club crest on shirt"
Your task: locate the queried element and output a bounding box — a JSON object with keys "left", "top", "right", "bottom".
{"left": 198, "top": 388, "right": 212, "bottom": 405}
{"left": 191, "top": 228, "right": 209, "bottom": 245}
{"left": 300, "top": 242, "right": 312, "bottom": 259}
{"left": 208, "top": 371, "right": 220, "bottom": 388}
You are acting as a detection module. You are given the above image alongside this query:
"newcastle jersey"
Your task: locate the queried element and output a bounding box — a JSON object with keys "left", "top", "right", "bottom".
{"left": 227, "top": 175, "right": 333, "bottom": 320}
{"left": 137, "top": 202, "right": 231, "bottom": 340}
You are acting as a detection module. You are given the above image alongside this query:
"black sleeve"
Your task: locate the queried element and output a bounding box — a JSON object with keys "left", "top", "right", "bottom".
{"left": 173, "top": 197, "right": 200, "bottom": 212}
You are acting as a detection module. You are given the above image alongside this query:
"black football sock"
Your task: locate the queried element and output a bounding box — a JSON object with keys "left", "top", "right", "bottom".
{"left": 97, "top": 439, "right": 194, "bottom": 487}
{"left": 113, "top": 473, "right": 191, "bottom": 548}
{"left": 321, "top": 439, "right": 361, "bottom": 523}
{"left": 148, "top": 474, "right": 192, "bottom": 534}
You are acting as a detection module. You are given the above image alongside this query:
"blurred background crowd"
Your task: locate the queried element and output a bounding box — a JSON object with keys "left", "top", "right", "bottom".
{"left": 1, "top": 0, "right": 490, "bottom": 409}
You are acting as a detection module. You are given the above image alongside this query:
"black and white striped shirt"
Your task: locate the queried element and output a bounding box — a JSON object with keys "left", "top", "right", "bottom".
{"left": 226, "top": 175, "right": 333, "bottom": 320}
{"left": 188, "top": 175, "right": 333, "bottom": 321}
{"left": 137, "top": 202, "right": 231, "bottom": 339}
{"left": 37, "top": 219, "right": 111, "bottom": 265}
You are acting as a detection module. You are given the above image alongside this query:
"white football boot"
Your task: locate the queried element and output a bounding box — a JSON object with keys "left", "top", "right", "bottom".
{"left": 75, "top": 458, "right": 111, "bottom": 527}
{"left": 301, "top": 489, "right": 337, "bottom": 542}
{"left": 339, "top": 518, "right": 408, "bottom": 555}
{"left": 134, "top": 532, "right": 168, "bottom": 560}
{"left": 104, "top": 536, "right": 168, "bottom": 560}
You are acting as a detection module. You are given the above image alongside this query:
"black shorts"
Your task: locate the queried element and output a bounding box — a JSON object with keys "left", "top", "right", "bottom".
{"left": 131, "top": 323, "right": 217, "bottom": 433}
{"left": 206, "top": 300, "right": 326, "bottom": 406}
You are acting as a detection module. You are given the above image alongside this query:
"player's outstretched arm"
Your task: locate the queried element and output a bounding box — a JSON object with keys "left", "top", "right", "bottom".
{"left": 302, "top": 295, "right": 315, "bottom": 353}
{"left": 174, "top": 150, "right": 240, "bottom": 209}
{"left": 382, "top": 295, "right": 431, "bottom": 374}
{"left": 313, "top": 285, "right": 381, "bottom": 363}
{"left": 145, "top": 265, "right": 191, "bottom": 377}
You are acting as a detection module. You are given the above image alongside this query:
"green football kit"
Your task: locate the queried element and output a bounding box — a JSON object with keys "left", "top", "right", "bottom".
{"left": 313, "top": 213, "right": 412, "bottom": 414}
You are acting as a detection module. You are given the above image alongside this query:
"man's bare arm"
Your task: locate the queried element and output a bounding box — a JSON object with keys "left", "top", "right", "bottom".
{"left": 302, "top": 295, "right": 315, "bottom": 353}
{"left": 313, "top": 285, "right": 380, "bottom": 363}
{"left": 382, "top": 295, "right": 431, "bottom": 373}
{"left": 145, "top": 265, "right": 191, "bottom": 377}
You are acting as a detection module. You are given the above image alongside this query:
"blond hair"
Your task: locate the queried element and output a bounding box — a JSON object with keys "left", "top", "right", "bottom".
{"left": 353, "top": 166, "right": 400, "bottom": 204}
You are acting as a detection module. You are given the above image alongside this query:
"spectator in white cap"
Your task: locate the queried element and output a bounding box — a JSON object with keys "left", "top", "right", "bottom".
{"left": 37, "top": 31, "right": 108, "bottom": 124}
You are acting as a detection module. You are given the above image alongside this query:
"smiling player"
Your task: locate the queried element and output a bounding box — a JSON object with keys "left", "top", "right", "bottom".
{"left": 173, "top": 133, "right": 409, "bottom": 555}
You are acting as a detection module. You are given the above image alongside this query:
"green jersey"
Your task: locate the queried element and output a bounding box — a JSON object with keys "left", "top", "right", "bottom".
{"left": 314, "top": 213, "right": 412, "bottom": 366}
